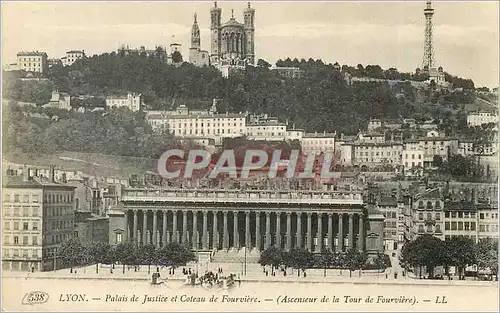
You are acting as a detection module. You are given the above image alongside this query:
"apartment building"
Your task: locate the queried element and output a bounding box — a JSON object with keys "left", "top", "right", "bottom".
{"left": 16, "top": 51, "right": 48, "bottom": 74}
{"left": 2, "top": 168, "right": 76, "bottom": 271}
{"left": 467, "top": 111, "right": 498, "bottom": 127}
{"left": 301, "top": 132, "right": 336, "bottom": 156}
{"left": 412, "top": 188, "right": 444, "bottom": 240}
{"left": 61, "top": 50, "right": 85, "bottom": 67}
{"left": 106, "top": 92, "right": 142, "bottom": 112}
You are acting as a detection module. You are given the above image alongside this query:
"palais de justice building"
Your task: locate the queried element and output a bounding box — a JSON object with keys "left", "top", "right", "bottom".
{"left": 109, "top": 188, "right": 384, "bottom": 254}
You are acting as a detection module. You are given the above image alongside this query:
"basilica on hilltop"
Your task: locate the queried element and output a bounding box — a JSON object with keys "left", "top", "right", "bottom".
{"left": 189, "top": 2, "right": 256, "bottom": 75}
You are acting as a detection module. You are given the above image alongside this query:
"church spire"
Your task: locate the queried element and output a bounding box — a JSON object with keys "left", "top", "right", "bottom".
{"left": 191, "top": 12, "right": 200, "bottom": 49}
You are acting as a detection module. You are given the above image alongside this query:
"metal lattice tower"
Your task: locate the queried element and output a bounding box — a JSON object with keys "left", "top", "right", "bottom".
{"left": 422, "top": 0, "right": 435, "bottom": 69}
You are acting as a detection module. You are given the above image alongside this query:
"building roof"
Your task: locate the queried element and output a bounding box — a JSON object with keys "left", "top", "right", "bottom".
{"left": 416, "top": 187, "right": 441, "bottom": 200}
{"left": 148, "top": 113, "right": 246, "bottom": 120}
{"left": 3, "top": 175, "right": 76, "bottom": 190}
{"left": 378, "top": 196, "right": 398, "bottom": 207}
{"left": 303, "top": 132, "right": 336, "bottom": 138}
{"left": 444, "top": 200, "right": 476, "bottom": 212}
{"left": 349, "top": 142, "right": 403, "bottom": 147}
{"left": 66, "top": 50, "right": 85, "bottom": 54}
{"left": 222, "top": 18, "right": 244, "bottom": 27}
{"left": 17, "top": 51, "right": 48, "bottom": 57}
{"left": 247, "top": 122, "right": 286, "bottom": 127}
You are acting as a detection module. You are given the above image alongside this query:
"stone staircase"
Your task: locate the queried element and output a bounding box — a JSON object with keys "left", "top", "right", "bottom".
{"left": 211, "top": 247, "right": 261, "bottom": 264}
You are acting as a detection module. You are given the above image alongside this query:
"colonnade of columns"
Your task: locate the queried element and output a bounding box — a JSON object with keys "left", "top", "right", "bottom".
{"left": 124, "top": 210, "right": 365, "bottom": 252}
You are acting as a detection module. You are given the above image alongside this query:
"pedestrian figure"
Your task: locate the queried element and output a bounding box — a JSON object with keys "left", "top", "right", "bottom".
{"left": 386, "top": 273, "right": 388, "bottom": 279}
{"left": 31, "top": 267, "right": 34, "bottom": 273}
{"left": 157, "top": 266, "right": 160, "bottom": 272}
{"left": 266, "top": 271, "right": 268, "bottom": 276}
{"left": 188, "top": 268, "right": 192, "bottom": 275}
{"left": 284, "top": 271, "right": 287, "bottom": 277}
{"left": 303, "top": 272, "right": 306, "bottom": 278}
{"left": 394, "top": 273, "right": 397, "bottom": 279}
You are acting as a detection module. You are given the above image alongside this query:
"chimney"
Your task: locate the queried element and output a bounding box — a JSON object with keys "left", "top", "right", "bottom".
{"left": 49, "top": 165, "right": 55, "bottom": 182}
{"left": 471, "top": 189, "right": 477, "bottom": 205}
{"left": 23, "top": 167, "right": 30, "bottom": 182}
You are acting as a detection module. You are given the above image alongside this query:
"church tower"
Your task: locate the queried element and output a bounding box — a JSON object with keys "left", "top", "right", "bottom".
{"left": 210, "top": 1, "right": 222, "bottom": 65}
{"left": 189, "top": 13, "right": 201, "bottom": 65}
{"left": 243, "top": 2, "right": 255, "bottom": 65}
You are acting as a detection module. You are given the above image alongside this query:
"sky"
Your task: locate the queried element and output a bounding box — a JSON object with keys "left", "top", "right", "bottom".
{"left": 2, "top": 1, "right": 499, "bottom": 88}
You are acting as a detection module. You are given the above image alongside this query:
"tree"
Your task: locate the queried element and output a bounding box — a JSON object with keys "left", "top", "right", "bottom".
{"left": 157, "top": 242, "right": 196, "bottom": 271}
{"left": 442, "top": 236, "right": 476, "bottom": 279}
{"left": 171, "top": 51, "right": 183, "bottom": 63}
{"left": 114, "top": 242, "right": 138, "bottom": 274}
{"left": 399, "top": 235, "right": 443, "bottom": 278}
{"left": 284, "top": 248, "right": 314, "bottom": 276}
{"left": 259, "top": 247, "right": 283, "bottom": 274}
{"left": 257, "top": 59, "right": 271, "bottom": 69}
{"left": 138, "top": 244, "right": 157, "bottom": 274}
{"left": 343, "top": 250, "right": 366, "bottom": 277}
{"left": 432, "top": 155, "right": 443, "bottom": 168}
{"left": 58, "top": 238, "right": 84, "bottom": 272}
{"left": 318, "top": 249, "right": 334, "bottom": 277}
{"left": 86, "top": 241, "right": 113, "bottom": 273}
{"left": 476, "top": 238, "right": 498, "bottom": 281}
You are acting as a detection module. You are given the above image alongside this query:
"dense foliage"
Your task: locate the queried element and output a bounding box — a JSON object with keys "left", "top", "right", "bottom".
{"left": 399, "top": 235, "right": 495, "bottom": 280}
{"left": 38, "top": 53, "right": 421, "bottom": 134}
{"left": 58, "top": 239, "right": 195, "bottom": 274}
{"left": 2, "top": 104, "right": 179, "bottom": 157}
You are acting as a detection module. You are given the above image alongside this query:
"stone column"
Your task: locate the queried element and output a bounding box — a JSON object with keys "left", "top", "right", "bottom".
{"left": 327, "top": 213, "right": 333, "bottom": 251}
{"left": 124, "top": 210, "right": 129, "bottom": 242}
{"left": 152, "top": 210, "right": 158, "bottom": 247}
{"left": 265, "top": 212, "right": 271, "bottom": 249}
{"left": 306, "top": 213, "right": 312, "bottom": 251}
{"left": 223, "top": 211, "right": 229, "bottom": 249}
{"left": 245, "top": 211, "right": 251, "bottom": 249}
{"left": 296, "top": 213, "right": 302, "bottom": 248}
{"left": 202, "top": 211, "right": 208, "bottom": 250}
{"left": 213, "top": 211, "right": 218, "bottom": 250}
{"left": 182, "top": 211, "right": 188, "bottom": 244}
{"left": 286, "top": 212, "right": 292, "bottom": 251}
{"left": 338, "top": 213, "right": 344, "bottom": 252}
{"left": 275, "top": 212, "right": 281, "bottom": 249}
{"left": 142, "top": 210, "right": 148, "bottom": 245}
{"left": 162, "top": 211, "right": 167, "bottom": 247}
{"left": 255, "top": 212, "right": 261, "bottom": 250}
{"left": 316, "top": 213, "right": 322, "bottom": 252}
{"left": 358, "top": 213, "right": 364, "bottom": 252}
{"left": 348, "top": 213, "right": 354, "bottom": 250}
{"left": 192, "top": 211, "right": 198, "bottom": 250}
{"left": 172, "top": 211, "right": 178, "bottom": 243}
{"left": 233, "top": 211, "right": 239, "bottom": 249}
{"left": 133, "top": 210, "right": 138, "bottom": 244}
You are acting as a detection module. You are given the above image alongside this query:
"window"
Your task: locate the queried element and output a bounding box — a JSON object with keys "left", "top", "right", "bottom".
{"left": 458, "top": 212, "right": 463, "bottom": 218}
{"left": 23, "top": 194, "right": 29, "bottom": 202}
{"left": 4, "top": 194, "right": 10, "bottom": 202}
{"left": 445, "top": 212, "right": 450, "bottom": 218}
{"left": 14, "top": 194, "right": 19, "bottom": 202}
{"left": 435, "top": 213, "right": 441, "bottom": 220}
{"left": 32, "top": 222, "right": 38, "bottom": 230}
{"left": 32, "top": 236, "right": 38, "bottom": 245}
{"left": 464, "top": 222, "right": 470, "bottom": 230}
{"left": 115, "top": 233, "right": 123, "bottom": 244}
{"left": 32, "top": 207, "right": 39, "bottom": 216}
{"left": 480, "top": 213, "right": 485, "bottom": 219}
{"left": 23, "top": 236, "right": 28, "bottom": 245}
{"left": 451, "top": 212, "right": 457, "bottom": 218}
{"left": 14, "top": 222, "right": 19, "bottom": 230}
{"left": 445, "top": 221, "right": 450, "bottom": 230}
{"left": 23, "top": 208, "right": 28, "bottom": 216}
{"left": 427, "top": 225, "right": 433, "bottom": 232}
{"left": 471, "top": 222, "right": 476, "bottom": 231}
{"left": 451, "top": 222, "right": 457, "bottom": 230}
{"left": 435, "top": 225, "right": 441, "bottom": 233}
{"left": 427, "top": 213, "right": 432, "bottom": 220}
{"left": 458, "top": 222, "right": 464, "bottom": 230}
{"left": 418, "top": 225, "right": 424, "bottom": 233}
{"left": 23, "top": 222, "right": 29, "bottom": 230}
{"left": 14, "top": 236, "right": 19, "bottom": 244}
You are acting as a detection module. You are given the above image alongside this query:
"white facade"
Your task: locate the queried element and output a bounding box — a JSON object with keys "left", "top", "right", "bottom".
{"left": 16, "top": 51, "right": 48, "bottom": 74}
{"left": 146, "top": 102, "right": 246, "bottom": 145}
{"left": 246, "top": 122, "right": 287, "bottom": 141}
{"left": 467, "top": 112, "right": 498, "bottom": 127}
{"left": 106, "top": 93, "right": 142, "bottom": 112}
{"left": 301, "top": 132, "right": 336, "bottom": 156}
{"left": 62, "top": 50, "right": 85, "bottom": 67}
{"left": 285, "top": 129, "right": 304, "bottom": 142}
{"left": 477, "top": 206, "right": 499, "bottom": 241}
{"left": 45, "top": 91, "right": 71, "bottom": 110}
{"left": 402, "top": 149, "right": 424, "bottom": 170}
{"left": 350, "top": 142, "right": 403, "bottom": 167}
